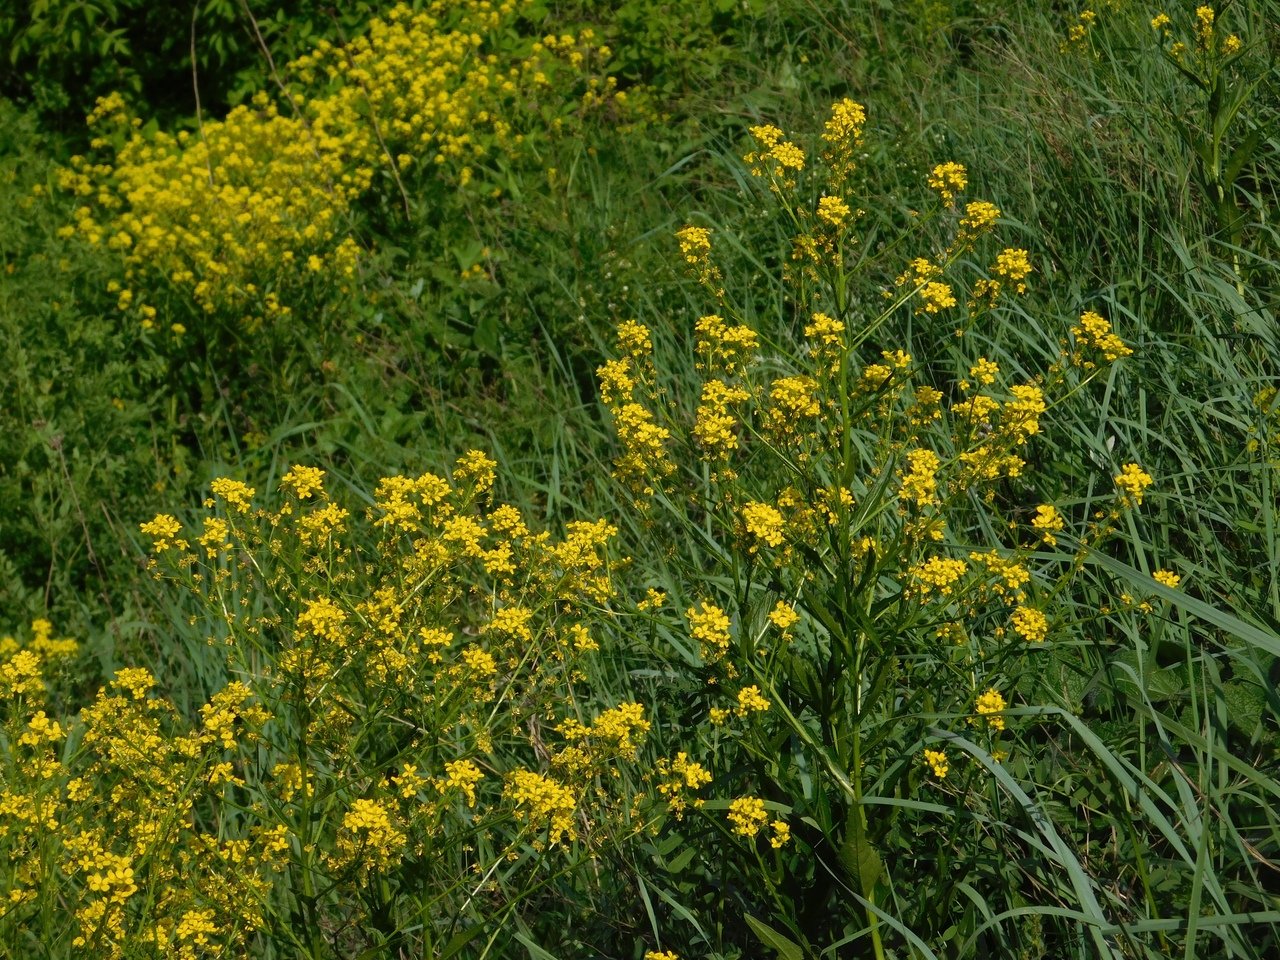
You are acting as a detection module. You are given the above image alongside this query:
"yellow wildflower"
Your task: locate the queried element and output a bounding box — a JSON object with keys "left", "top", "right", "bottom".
{"left": 727, "top": 796, "right": 768, "bottom": 838}
{"left": 1031, "top": 504, "right": 1065, "bottom": 546}
{"left": 769, "top": 820, "right": 791, "bottom": 849}
{"left": 742, "top": 502, "right": 786, "bottom": 550}
{"left": 1114, "top": 463, "right": 1153, "bottom": 507}
{"left": 927, "top": 161, "right": 967, "bottom": 204}
{"left": 735, "top": 685, "right": 771, "bottom": 716}
{"left": 975, "top": 688, "right": 1007, "bottom": 731}
{"left": 923, "top": 749, "right": 949, "bottom": 778}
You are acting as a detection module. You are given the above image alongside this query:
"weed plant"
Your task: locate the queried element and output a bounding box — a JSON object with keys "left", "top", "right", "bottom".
{"left": 1, "top": 0, "right": 1279, "bottom": 957}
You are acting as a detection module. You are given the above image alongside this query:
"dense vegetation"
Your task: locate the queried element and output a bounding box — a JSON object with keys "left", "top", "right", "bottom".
{"left": 2, "top": 1, "right": 1278, "bottom": 957}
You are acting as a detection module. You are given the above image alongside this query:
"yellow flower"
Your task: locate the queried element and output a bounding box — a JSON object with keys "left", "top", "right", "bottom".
{"left": 439, "top": 759, "right": 484, "bottom": 807}
{"left": 280, "top": 464, "right": 326, "bottom": 499}
{"left": 1153, "top": 569, "right": 1181, "bottom": 589}
{"left": 769, "top": 820, "right": 791, "bottom": 848}
{"left": 197, "top": 516, "right": 231, "bottom": 557}
{"left": 209, "top": 477, "right": 255, "bottom": 514}
{"left": 336, "top": 799, "right": 406, "bottom": 871}
{"left": 1194, "top": 6, "right": 1215, "bottom": 48}
{"left": 959, "top": 200, "right": 1001, "bottom": 238}
{"left": 454, "top": 449, "right": 497, "bottom": 493}
{"left": 1114, "top": 463, "right": 1154, "bottom": 507}
{"left": 742, "top": 502, "right": 786, "bottom": 550}
{"left": 1011, "top": 606, "right": 1049, "bottom": 643}
{"left": 735, "top": 685, "right": 771, "bottom": 716}
{"left": 1031, "top": 504, "right": 1065, "bottom": 546}
{"left": 927, "top": 161, "right": 967, "bottom": 204}
{"left": 909, "top": 557, "right": 968, "bottom": 596}
{"left": 768, "top": 601, "right": 799, "bottom": 632}
{"left": 975, "top": 688, "right": 1007, "bottom": 731}
{"left": 656, "top": 753, "right": 712, "bottom": 819}
{"left": 687, "top": 602, "right": 732, "bottom": 663}
{"left": 919, "top": 281, "right": 957, "bottom": 314}
{"left": 817, "top": 194, "right": 852, "bottom": 227}
{"left": 899, "top": 449, "right": 941, "bottom": 507}
{"left": 675, "top": 225, "right": 712, "bottom": 263}
{"left": 923, "top": 748, "right": 949, "bottom": 778}
{"left": 728, "top": 796, "right": 768, "bottom": 837}
{"left": 505, "top": 769, "right": 577, "bottom": 844}
{"left": 822, "top": 98, "right": 867, "bottom": 187}
{"left": 993, "top": 248, "right": 1032, "bottom": 294}
{"left": 140, "top": 513, "right": 186, "bottom": 552}
{"left": 1072, "top": 310, "right": 1132, "bottom": 363}
{"left": 970, "top": 357, "right": 1000, "bottom": 386}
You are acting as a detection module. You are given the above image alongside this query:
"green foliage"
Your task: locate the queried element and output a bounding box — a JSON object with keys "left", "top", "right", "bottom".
{"left": 0, "top": 103, "right": 168, "bottom": 640}
{"left": 0, "top": 0, "right": 389, "bottom": 124}
{"left": 1, "top": 0, "right": 1279, "bottom": 956}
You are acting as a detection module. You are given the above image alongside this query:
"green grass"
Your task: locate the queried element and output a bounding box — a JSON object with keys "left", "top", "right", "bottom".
{"left": 1, "top": 0, "right": 1278, "bottom": 957}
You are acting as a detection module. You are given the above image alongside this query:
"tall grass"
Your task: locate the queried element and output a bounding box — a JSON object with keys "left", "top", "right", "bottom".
{"left": 1, "top": 0, "right": 1277, "bottom": 956}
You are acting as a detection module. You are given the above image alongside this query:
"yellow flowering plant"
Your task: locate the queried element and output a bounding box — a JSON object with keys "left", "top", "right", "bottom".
{"left": 57, "top": 1, "right": 623, "bottom": 351}
{"left": 598, "top": 100, "right": 1172, "bottom": 956}
{"left": 2, "top": 457, "right": 662, "bottom": 955}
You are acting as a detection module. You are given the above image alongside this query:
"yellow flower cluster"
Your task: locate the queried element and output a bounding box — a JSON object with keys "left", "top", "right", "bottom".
{"left": 1071, "top": 309, "right": 1132, "bottom": 365}
{"left": 60, "top": 1, "right": 620, "bottom": 333}
{"left": 768, "top": 602, "right": 800, "bottom": 633}
{"left": 900, "top": 449, "right": 942, "bottom": 507}
{"left": 332, "top": 799, "right": 407, "bottom": 873}
{"left": 735, "top": 685, "right": 771, "bottom": 716}
{"left": 821, "top": 98, "right": 867, "bottom": 189}
{"left": 7, "top": 448, "right": 677, "bottom": 948}
{"left": 597, "top": 320, "right": 676, "bottom": 495}
{"left": 577, "top": 102, "right": 1168, "bottom": 889}
{"left": 1114, "top": 462, "right": 1154, "bottom": 507}
{"left": 922, "top": 749, "right": 950, "bottom": 778}
{"left": 1194, "top": 5, "right": 1215, "bottom": 49}
{"left": 928, "top": 162, "right": 968, "bottom": 205}
{"left": 688, "top": 602, "right": 732, "bottom": 664}
{"left": 727, "top": 796, "right": 768, "bottom": 837}
{"left": 655, "top": 753, "right": 713, "bottom": 819}
{"left": 505, "top": 769, "right": 578, "bottom": 844}
{"left": 974, "top": 688, "right": 1008, "bottom": 731}
{"left": 909, "top": 556, "right": 969, "bottom": 597}
{"left": 742, "top": 501, "right": 786, "bottom": 550}
{"left": 674, "top": 225, "right": 723, "bottom": 293}
{"left": 744, "top": 124, "right": 806, "bottom": 190}
{"left": 1011, "top": 605, "right": 1050, "bottom": 643}
{"left": 2, "top": 648, "right": 281, "bottom": 958}
{"left": 1031, "top": 503, "right": 1065, "bottom": 545}
{"left": 973, "top": 246, "right": 1034, "bottom": 306}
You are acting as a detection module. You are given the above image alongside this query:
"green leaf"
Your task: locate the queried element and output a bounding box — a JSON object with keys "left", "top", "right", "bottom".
{"left": 438, "top": 924, "right": 485, "bottom": 959}
{"left": 744, "top": 913, "right": 807, "bottom": 960}
{"left": 838, "top": 805, "right": 882, "bottom": 895}
{"left": 1223, "top": 128, "right": 1263, "bottom": 187}
{"left": 514, "top": 932, "right": 563, "bottom": 960}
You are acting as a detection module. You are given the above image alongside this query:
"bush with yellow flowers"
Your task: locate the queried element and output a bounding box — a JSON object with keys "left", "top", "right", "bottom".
{"left": 56, "top": 0, "right": 621, "bottom": 343}
{"left": 594, "top": 100, "right": 1209, "bottom": 957}
{"left": 1, "top": 454, "right": 667, "bottom": 956}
